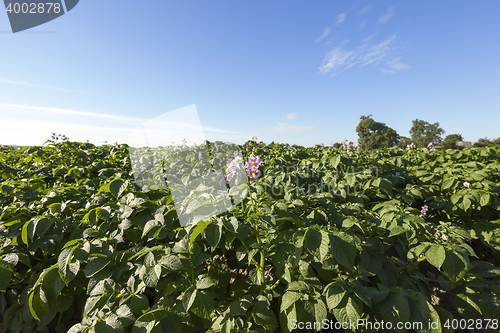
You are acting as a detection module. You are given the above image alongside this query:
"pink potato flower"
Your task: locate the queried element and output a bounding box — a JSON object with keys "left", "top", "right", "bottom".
{"left": 247, "top": 167, "right": 260, "bottom": 180}
{"left": 245, "top": 156, "right": 262, "bottom": 180}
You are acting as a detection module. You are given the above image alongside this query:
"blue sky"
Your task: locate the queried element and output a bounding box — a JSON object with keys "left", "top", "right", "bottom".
{"left": 1, "top": 1, "right": 499, "bottom": 147}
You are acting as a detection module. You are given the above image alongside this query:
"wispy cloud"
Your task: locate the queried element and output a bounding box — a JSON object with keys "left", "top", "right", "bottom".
{"left": 314, "top": 27, "right": 330, "bottom": 43}
{"left": 359, "top": 5, "right": 372, "bottom": 15}
{"left": 318, "top": 35, "right": 409, "bottom": 75}
{"left": 378, "top": 7, "right": 395, "bottom": 24}
{"left": 0, "top": 103, "right": 145, "bottom": 123}
{"left": 381, "top": 57, "right": 410, "bottom": 74}
{"left": 283, "top": 113, "right": 297, "bottom": 120}
{"left": 257, "top": 122, "right": 321, "bottom": 135}
{"left": 336, "top": 13, "right": 346, "bottom": 25}
{"left": 0, "top": 104, "right": 245, "bottom": 146}
{"left": 0, "top": 78, "right": 95, "bottom": 95}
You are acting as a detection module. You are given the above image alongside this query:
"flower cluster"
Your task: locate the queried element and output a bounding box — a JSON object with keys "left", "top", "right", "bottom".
{"left": 51, "top": 132, "right": 69, "bottom": 141}
{"left": 252, "top": 136, "right": 258, "bottom": 141}
{"left": 420, "top": 205, "right": 429, "bottom": 217}
{"left": 463, "top": 181, "right": 470, "bottom": 188}
{"left": 341, "top": 139, "right": 354, "bottom": 149}
{"left": 245, "top": 156, "right": 262, "bottom": 180}
{"left": 427, "top": 142, "right": 435, "bottom": 152}
{"left": 225, "top": 151, "right": 243, "bottom": 181}
{"left": 434, "top": 230, "right": 449, "bottom": 241}
{"left": 182, "top": 138, "right": 187, "bottom": 145}
{"left": 405, "top": 142, "right": 416, "bottom": 150}
{"left": 117, "top": 288, "right": 127, "bottom": 298}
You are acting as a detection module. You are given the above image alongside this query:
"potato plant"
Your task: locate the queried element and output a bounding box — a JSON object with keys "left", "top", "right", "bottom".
{"left": 0, "top": 138, "right": 499, "bottom": 332}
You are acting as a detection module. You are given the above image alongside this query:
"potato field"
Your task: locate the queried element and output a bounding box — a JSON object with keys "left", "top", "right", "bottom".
{"left": 1, "top": 138, "right": 500, "bottom": 333}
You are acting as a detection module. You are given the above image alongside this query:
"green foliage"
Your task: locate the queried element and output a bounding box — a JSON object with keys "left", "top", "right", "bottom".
{"left": 474, "top": 137, "right": 500, "bottom": 147}
{"left": 356, "top": 115, "right": 399, "bottom": 150}
{"left": 442, "top": 134, "right": 464, "bottom": 150}
{"left": 1, "top": 139, "right": 500, "bottom": 332}
{"left": 410, "top": 119, "right": 445, "bottom": 148}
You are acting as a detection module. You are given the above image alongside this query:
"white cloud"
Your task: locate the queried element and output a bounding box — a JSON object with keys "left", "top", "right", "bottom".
{"left": 336, "top": 13, "right": 346, "bottom": 25}
{"left": 284, "top": 113, "right": 297, "bottom": 120}
{"left": 0, "top": 104, "right": 242, "bottom": 146}
{"left": 318, "top": 35, "right": 408, "bottom": 75}
{"left": 362, "top": 34, "right": 376, "bottom": 42}
{"left": 378, "top": 7, "right": 395, "bottom": 24}
{"left": 257, "top": 122, "right": 321, "bottom": 135}
{"left": 0, "top": 78, "right": 94, "bottom": 95}
{"left": 359, "top": 5, "right": 372, "bottom": 15}
{"left": 0, "top": 103, "right": 145, "bottom": 123}
{"left": 360, "top": 35, "right": 396, "bottom": 66}
{"left": 381, "top": 57, "right": 410, "bottom": 74}
{"left": 314, "top": 27, "right": 330, "bottom": 43}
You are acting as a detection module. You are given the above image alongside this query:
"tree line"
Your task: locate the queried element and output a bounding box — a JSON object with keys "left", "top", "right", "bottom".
{"left": 354, "top": 115, "right": 500, "bottom": 151}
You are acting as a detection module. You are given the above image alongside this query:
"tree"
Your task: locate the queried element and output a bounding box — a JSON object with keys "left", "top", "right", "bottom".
{"left": 409, "top": 119, "right": 445, "bottom": 148}
{"left": 356, "top": 115, "right": 399, "bottom": 150}
{"left": 474, "top": 138, "right": 492, "bottom": 147}
{"left": 397, "top": 136, "right": 411, "bottom": 149}
{"left": 442, "top": 134, "right": 463, "bottom": 150}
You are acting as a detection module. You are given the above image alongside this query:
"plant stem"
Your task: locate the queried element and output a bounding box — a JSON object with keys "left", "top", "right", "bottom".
{"left": 410, "top": 275, "right": 438, "bottom": 282}
{"left": 247, "top": 177, "right": 266, "bottom": 287}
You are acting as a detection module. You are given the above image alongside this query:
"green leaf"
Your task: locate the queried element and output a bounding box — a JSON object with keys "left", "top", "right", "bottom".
{"left": 190, "top": 220, "right": 211, "bottom": 246}
{"left": 378, "top": 292, "right": 410, "bottom": 324}
{"left": 21, "top": 220, "right": 33, "bottom": 246}
{"left": 304, "top": 229, "right": 329, "bottom": 261}
{"left": 409, "top": 298, "right": 441, "bottom": 333}
{"left": 450, "top": 193, "right": 461, "bottom": 205}
{"left": 143, "top": 265, "right": 162, "bottom": 288}
{"left": 229, "top": 294, "right": 254, "bottom": 316}
{"left": 426, "top": 245, "right": 446, "bottom": 270}
{"left": 252, "top": 295, "right": 279, "bottom": 331}
{"left": 462, "top": 195, "right": 471, "bottom": 211}
{"left": 205, "top": 222, "right": 222, "bottom": 248}
{"left": 190, "top": 290, "right": 214, "bottom": 319}
{"left": 435, "top": 307, "right": 453, "bottom": 333}
{"left": 35, "top": 217, "right": 54, "bottom": 237}
{"left": 41, "top": 266, "right": 65, "bottom": 305}
{"left": 280, "top": 291, "right": 301, "bottom": 312}
{"left": 480, "top": 193, "right": 491, "bottom": 206}
{"left": 182, "top": 287, "right": 197, "bottom": 312}
{"left": 379, "top": 178, "right": 393, "bottom": 195}
{"left": 452, "top": 287, "right": 482, "bottom": 319}
{"left": 441, "top": 177, "right": 455, "bottom": 190}
{"left": 331, "top": 295, "right": 362, "bottom": 324}
{"left": 116, "top": 304, "right": 136, "bottom": 326}
{"left": 330, "top": 155, "right": 341, "bottom": 168}
{"left": 328, "top": 232, "right": 357, "bottom": 270}
{"left": 109, "top": 178, "right": 128, "bottom": 199}
{"left": 442, "top": 251, "right": 467, "bottom": 281}
{"left": 131, "top": 294, "right": 150, "bottom": 316}
{"left": 324, "top": 283, "right": 347, "bottom": 310}
{"left": 84, "top": 257, "right": 111, "bottom": 278}
{"left": 58, "top": 246, "right": 75, "bottom": 285}
{"left": 195, "top": 276, "right": 214, "bottom": 290}
{"left": 0, "top": 262, "right": 13, "bottom": 292}
{"left": 389, "top": 225, "right": 407, "bottom": 237}
{"left": 470, "top": 261, "right": 500, "bottom": 278}
{"left": 132, "top": 312, "right": 156, "bottom": 333}
{"left": 158, "top": 255, "right": 184, "bottom": 271}
{"left": 29, "top": 286, "right": 51, "bottom": 321}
